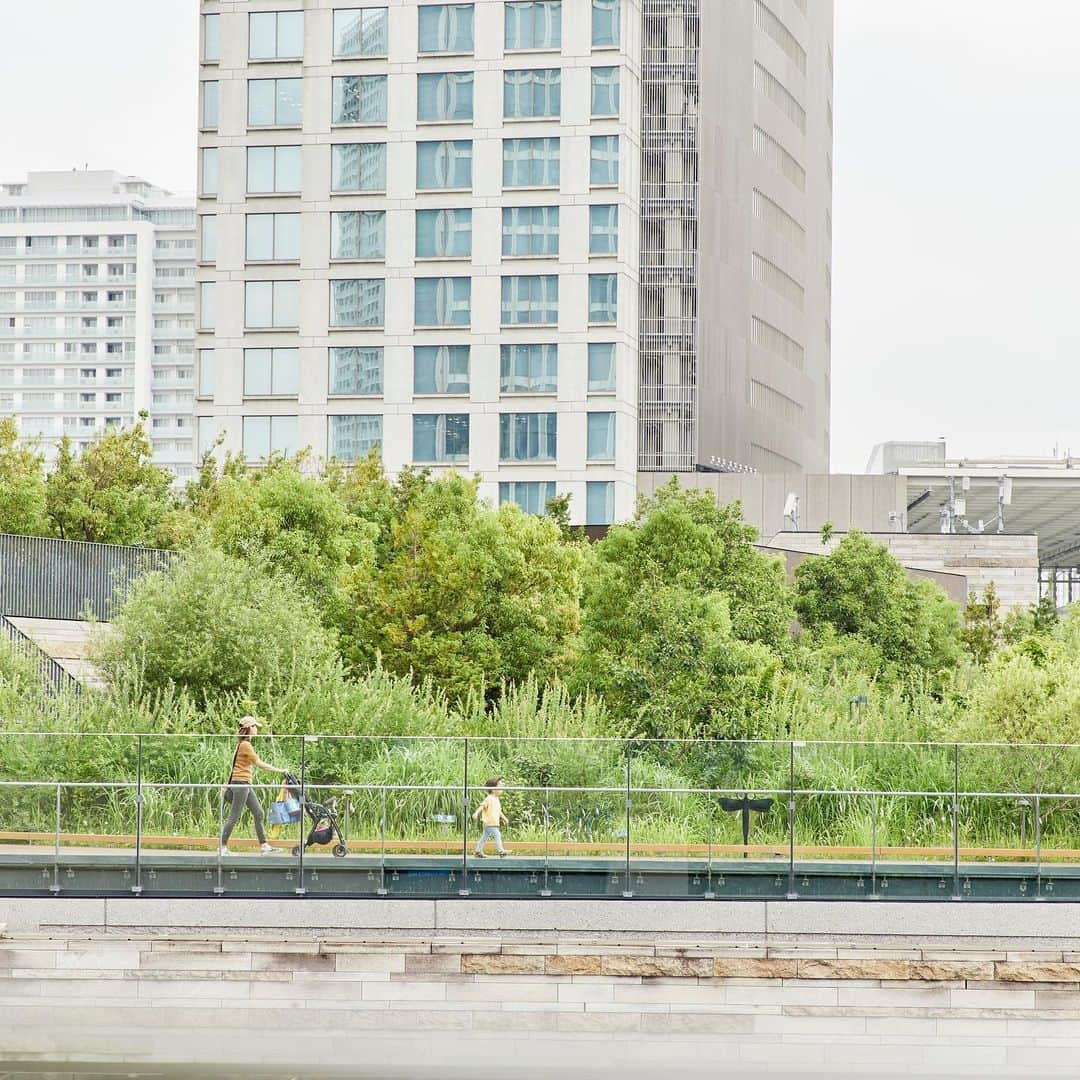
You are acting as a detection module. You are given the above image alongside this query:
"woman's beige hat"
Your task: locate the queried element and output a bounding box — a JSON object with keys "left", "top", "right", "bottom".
{"left": 238, "top": 716, "right": 261, "bottom": 732}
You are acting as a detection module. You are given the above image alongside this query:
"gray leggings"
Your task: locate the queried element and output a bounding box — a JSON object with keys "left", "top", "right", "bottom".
{"left": 220, "top": 784, "right": 266, "bottom": 845}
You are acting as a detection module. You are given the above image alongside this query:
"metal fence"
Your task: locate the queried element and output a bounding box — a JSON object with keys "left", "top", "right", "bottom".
{"left": 0, "top": 615, "right": 79, "bottom": 695}
{"left": 0, "top": 533, "right": 174, "bottom": 621}
{"left": 2, "top": 732, "right": 1080, "bottom": 899}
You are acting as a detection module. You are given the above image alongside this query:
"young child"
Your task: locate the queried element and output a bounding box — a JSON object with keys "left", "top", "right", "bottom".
{"left": 472, "top": 776, "right": 511, "bottom": 858}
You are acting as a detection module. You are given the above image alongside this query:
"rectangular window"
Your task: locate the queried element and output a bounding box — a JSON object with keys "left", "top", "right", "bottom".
{"left": 332, "top": 75, "right": 388, "bottom": 124}
{"left": 505, "top": 2, "right": 561, "bottom": 50}
{"left": 499, "top": 413, "right": 556, "bottom": 462}
{"left": 591, "top": 66, "right": 619, "bottom": 116}
{"left": 587, "top": 412, "right": 615, "bottom": 459}
{"left": 329, "top": 414, "right": 383, "bottom": 460}
{"left": 249, "top": 10, "right": 304, "bottom": 59}
{"left": 502, "top": 206, "right": 558, "bottom": 257}
{"left": 247, "top": 145, "right": 302, "bottom": 193}
{"left": 201, "top": 81, "right": 219, "bottom": 129}
{"left": 500, "top": 343, "right": 557, "bottom": 392}
{"left": 587, "top": 342, "right": 615, "bottom": 391}
{"left": 418, "top": 4, "right": 474, "bottom": 53}
{"left": 586, "top": 481, "right": 614, "bottom": 525}
{"left": 499, "top": 481, "right": 557, "bottom": 515}
{"left": 200, "top": 215, "right": 216, "bottom": 263}
{"left": 418, "top": 72, "right": 474, "bottom": 122}
{"left": 416, "top": 209, "right": 472, "bottom": 258}
{"left": 589, "top": 273, "right": 617, "bottom": 323}
{"left": 333, "top": 8, "right": 388, "bottom": 56}
{"left": 245, "top": 280, "right": 300, "bottom": 328}
{"left": 592, "top": 0, "right": 619, "bottom": 47}
{"left": 203, "top": 13, "right": 220, "bottom": 61}
{"left": 244, "top": 347, "right": 299, "bottom": 396}
{"left": 330, "top": 279, "right": 384, "bottom": 327}
{"left": 199, "top": 282, "right": 215, "bottom": 329}
{"left": 331, "top": 211, "right": 386, "bottom": 260}
{"left": 246, "top": 213, "right": 301, "bottom": 261}
{"left": 503, "top": 138, "right": 559, "bottom": 187}
{"left": 248, "top": 78, "right": 303, "bottom": 126}
{"left": 330, "top": 346, "right": 383, "bottom": 394}
{"left": 201, "top": 148, "right": 218, "bottom": 195}
{"left": 414, "top": 345, "right": 470, "bottom": 394}
{"left": 413, "top": 413, "right": 469, "bottom": 462}
{"left": 416, "top": 140, "right": 472, "bottom": 190}
{"left": 414, "top": 277, "right": 471, "bottom": 326}
{"left": 501, "top": 275, "right": 557, "bottom": 325}
{"left": 590, "top": 135, "right": 619, "bottom": 185}
{"left": 504, "top": 69, "right": 560, "bottom": 119}
{"left": 330, "top": 143, "right": 387, "bottom": 191}
{"left": 243, "top": 415, "right": 298, "bottom": 460}
{"left": 198, "top": 348, "right": 214, "bottom": 396}
{"left": 589, "top": 204, "right": 617, "bottom": 254}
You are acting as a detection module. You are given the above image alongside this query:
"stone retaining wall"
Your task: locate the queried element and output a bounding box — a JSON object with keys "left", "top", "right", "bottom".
{"left": 6, "top": 928, "right": 1080, "bottom": 1073}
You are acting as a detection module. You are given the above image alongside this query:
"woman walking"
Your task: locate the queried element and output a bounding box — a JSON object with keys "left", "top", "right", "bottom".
{"left": 220, "top": 717, "right": 286, "bottom": 855}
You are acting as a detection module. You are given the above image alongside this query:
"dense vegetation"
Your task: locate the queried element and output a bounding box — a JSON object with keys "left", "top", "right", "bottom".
{"left": 1, "top": 422, "right": 1076, "bottom": 851}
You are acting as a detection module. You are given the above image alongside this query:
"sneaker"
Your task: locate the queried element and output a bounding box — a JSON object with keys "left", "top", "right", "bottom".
{"left": 498, "top": 850, "right": 513, "bottom": 858}
{"left": 260, "top": 843, "right": 276, "bottom": 855}
{"left": 474, "top": 852, "right": 486, "bottom": 858}
{"left": 218, "top": 846, "right": 231, "bottom": 856}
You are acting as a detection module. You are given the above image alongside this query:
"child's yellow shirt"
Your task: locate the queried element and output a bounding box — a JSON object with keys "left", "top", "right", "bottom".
{"left": 477, "top": 794, "right": 502, "bottom": 826}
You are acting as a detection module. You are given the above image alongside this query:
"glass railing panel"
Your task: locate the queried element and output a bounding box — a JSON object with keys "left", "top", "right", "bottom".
{"left": 630, "top": 739, "right": 788, "bottom": 899}
{"left": 56, "top": 779, "right": 137, "bottom": 895}
{"left": 0, "top": 781, "right": 59, "bottom": 896}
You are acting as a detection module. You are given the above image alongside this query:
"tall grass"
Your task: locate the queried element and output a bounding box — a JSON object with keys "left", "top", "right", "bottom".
{"left": 5, "top": 637, "right": 1080, "bottom": 850}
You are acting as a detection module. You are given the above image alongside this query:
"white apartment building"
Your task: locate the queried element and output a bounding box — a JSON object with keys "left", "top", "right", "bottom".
{"left": 0, "top": 172, "right": 196, "bottom": 477}
{"left": 196, "top": 1, "right": 832, "bottom": 525}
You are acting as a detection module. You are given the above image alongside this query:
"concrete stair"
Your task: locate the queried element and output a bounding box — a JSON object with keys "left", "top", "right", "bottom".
{"left": 6, "top": 617, "right": 108, "bottom": 690}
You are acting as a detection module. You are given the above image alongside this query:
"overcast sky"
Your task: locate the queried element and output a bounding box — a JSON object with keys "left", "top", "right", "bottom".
{"left": 0, "top": 0, "right": 1075, "bottom": 473}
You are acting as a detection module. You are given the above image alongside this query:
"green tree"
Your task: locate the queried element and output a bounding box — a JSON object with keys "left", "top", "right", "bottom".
{"left": 793, "top": 531, "right": 961, "bottom": 676}
{"left": 961, "top": 582, "right": 1003, "bottom": 663}
{"left": 575, "top": 585, "right": 778, "bottom": 740}
{"left": 203, "top": 454, "right": 374, "bottom": 606}
{"left": 96, "top": 544, "right": 336, "bottom": 704}
{"left": 0, "top": 418, "right": 50, "bottom": 536}
{"left": 584, "top": 479, "right": 793, "bottom": 649}
{"left": 44, "top": 420, "right": 175, "bottom": 545}
{"left": 340, "top": 471, "right": 585, "bottom": 701}
{"left": 572, "top": 480, "right": 787, "bottom": 736}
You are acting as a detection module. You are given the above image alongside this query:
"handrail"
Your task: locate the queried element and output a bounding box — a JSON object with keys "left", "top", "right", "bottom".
{"left": 0, "top": 615, "right": 81, "bottom": 696}
{"left": 3, "top": 729, "right": 1080, "bottom": 751}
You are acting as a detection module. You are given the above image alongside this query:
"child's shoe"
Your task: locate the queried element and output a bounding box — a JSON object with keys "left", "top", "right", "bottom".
{"left": 498, "top": 850, "right": 512, "bottom": 857}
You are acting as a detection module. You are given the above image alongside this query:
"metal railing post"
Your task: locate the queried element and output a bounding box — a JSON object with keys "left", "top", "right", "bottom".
{"left": 296, "top": 736, "right": 306, "bottom": 896}
{"left": 214, "top": 784, "right": 225, "bottom": 895}
{"left": 541, "top": 786, "right": 551, "bottom": 897}
{"left": 1035, "top": 793, "right": 1043, "bottom": 901}
{"left": 133, "top": 735, "right": 143, "bottom": 894}
{"left": 51, "top": 783, "right": 60, "bottom": 894}
{"left": 704, "top": 793, "right": 715, "bottom": 899}
{"left": 623, "top": 743, "right": 633, "bottom": 897}
{"left": 460, "top": 738, "right": 470, "bottom": 896}
{"left": 869, "top": 793, "right": 878, "bottom": 900}
{"left": 786, "top": 741, "right": 796, "bottom": 899}
{"left": 378, "top": 787, "right": 387, "bottom": 895}
{"left": 952, "top": 744, "right": 960, "bottom": 900}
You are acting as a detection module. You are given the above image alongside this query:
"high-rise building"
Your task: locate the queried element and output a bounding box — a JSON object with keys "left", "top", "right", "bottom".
{"left": 196, "top": 1, "right": 832, "bottom": 524}
{"left": 0, "top": 171, "right": 197, "bottom": 477}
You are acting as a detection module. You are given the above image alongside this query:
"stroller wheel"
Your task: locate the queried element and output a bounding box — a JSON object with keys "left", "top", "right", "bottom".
{"left": 290, "top": 845, "right": 301, "bottom": 858}
{"left": 332, "top": 844, "right": 347, "bottom": 858}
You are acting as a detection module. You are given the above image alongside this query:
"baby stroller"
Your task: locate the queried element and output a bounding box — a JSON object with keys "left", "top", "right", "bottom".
{"left": 282, "top": 772, "right": 348, "bottom": 858}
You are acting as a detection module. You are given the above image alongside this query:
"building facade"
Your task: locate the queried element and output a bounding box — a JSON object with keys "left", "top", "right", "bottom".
{"left": 196, "top": 0, "right": 831, "bottom": 524}
{"left": 0, "top": 171, "right": 197, "bottom": 478}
